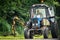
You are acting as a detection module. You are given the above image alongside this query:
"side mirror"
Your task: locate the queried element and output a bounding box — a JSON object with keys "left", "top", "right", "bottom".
{"left": 50, "top": 6, "right": 53, "bottom": 10}
{"left": 50, "top": 7, "right": 52, "bottom": 10}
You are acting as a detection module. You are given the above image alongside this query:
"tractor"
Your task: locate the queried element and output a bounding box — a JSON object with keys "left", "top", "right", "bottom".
{"left": 24, "top": 4, "right": 58, "bottom": 39}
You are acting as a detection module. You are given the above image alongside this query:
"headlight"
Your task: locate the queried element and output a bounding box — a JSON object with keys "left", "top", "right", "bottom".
{"left": 36, "top": 23, "right": 38, "bottom": 26}
{"left": 32, "top": 23, "right": 35, "bottom": 26}
{"left": 32, "top": 23, "right": 38, "bottom": 26}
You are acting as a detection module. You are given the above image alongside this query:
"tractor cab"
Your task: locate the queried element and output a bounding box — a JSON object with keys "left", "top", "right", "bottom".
{"left": 30, "top": 4, "right": 54, "bottom": 19}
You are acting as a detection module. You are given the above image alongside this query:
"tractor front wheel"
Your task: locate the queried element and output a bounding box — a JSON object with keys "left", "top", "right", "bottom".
{"left": 42, "top": 26, "right": 49, "bottom": 39}
{"left": 24, "top": 28, "right": 33, "bottom": 39}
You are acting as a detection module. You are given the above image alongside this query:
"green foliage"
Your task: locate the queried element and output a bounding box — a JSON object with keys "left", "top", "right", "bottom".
{"left": 0, "top": 17, "right": 11, "bottom": 35}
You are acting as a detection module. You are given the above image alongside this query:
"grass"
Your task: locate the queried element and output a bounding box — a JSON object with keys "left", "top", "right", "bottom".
{"left": 0, "top": 31, "right": 52, "bottom": 40}
{"left": 0, "top": 33, "right": 52, "bottom": 39}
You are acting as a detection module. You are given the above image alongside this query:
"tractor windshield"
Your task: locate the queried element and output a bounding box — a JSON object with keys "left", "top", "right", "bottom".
{"left": 35, "top": 7, "right": 46, "bottom": 18}
{"left": 31, "top": 7, "right": 49, "bottom": 18}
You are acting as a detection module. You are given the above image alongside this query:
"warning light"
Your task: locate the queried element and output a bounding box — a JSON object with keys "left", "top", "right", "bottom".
{"left": 41, "top": 0, "right": 44, "bottom": 3}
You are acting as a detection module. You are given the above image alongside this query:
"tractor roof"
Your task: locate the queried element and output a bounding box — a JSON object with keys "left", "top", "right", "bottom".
{"left": 31, "top": 4, "right": 49, "bottom": 8}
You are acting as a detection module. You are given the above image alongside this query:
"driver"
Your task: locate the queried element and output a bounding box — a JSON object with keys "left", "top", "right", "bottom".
{"left": 36, "top": 9, "right": 43, "bottom": 18}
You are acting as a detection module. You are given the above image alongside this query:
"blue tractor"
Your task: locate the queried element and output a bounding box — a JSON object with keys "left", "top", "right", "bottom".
{"left": 24, "top": 4, "right": 58, "bottom": 39}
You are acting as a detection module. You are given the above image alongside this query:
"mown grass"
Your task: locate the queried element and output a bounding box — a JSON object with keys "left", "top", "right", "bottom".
{"left": 0, "top": 32, "right": 59, "bottom": 40}
{"left": 0, "top": 34, "right": 52, "bottom": 40}
{"left": 0, "top": 31, "right": 53, "bottom": 40}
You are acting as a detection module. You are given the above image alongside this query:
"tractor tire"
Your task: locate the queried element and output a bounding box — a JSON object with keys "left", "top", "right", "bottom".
{"left": 29, "top": 31, "right": 33, "bottom": 39}
{"left": 42, "top": 27, "right": 49, "bottom": 39}
{"left": 24, "top": 28, "right": 33, "bottom": 39}
{"left": 51, "top": 22, "right": 58, "bottom": 38}
{"left": 24, "top": 28, "right": 29, "bottom": 39}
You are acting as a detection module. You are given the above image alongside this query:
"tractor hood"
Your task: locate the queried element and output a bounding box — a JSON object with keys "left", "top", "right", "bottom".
{"left": 31, "top": 18, "right": 42, "bottom": 28}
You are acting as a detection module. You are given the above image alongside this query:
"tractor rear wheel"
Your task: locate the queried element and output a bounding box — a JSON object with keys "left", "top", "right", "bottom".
{"left": 51, "top": 22, "right": 58, "bottom": 38}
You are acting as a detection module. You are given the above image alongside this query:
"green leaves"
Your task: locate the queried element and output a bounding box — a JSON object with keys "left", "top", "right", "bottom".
{"left": 0, "top": 17, "right": 11, "bottom": 34}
